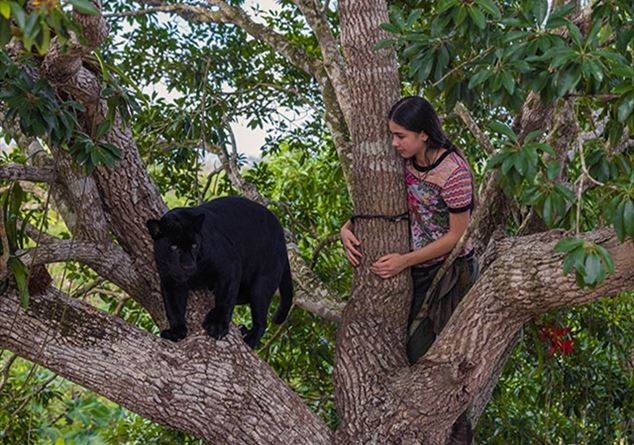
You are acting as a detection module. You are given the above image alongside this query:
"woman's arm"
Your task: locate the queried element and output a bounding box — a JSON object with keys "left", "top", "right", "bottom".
{"left": 370, "top": 211, "right": 470, "bottom": 279}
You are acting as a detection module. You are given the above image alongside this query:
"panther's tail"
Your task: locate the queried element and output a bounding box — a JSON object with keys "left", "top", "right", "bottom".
{"left": 272, "top": 260, "right": 293, "bottom": 324}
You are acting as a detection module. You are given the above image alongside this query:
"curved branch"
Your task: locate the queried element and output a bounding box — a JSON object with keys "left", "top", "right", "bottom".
{"left": 21, "top": 240, "right": 144, "bottom": 299}
{"left": 0, "top": 286, "right": 332, "bottom": 444}
{"left": 391, "top": 228, "right": 633, "bottom": 439}
{"left": 132, "top": 0, "right": 323, "bottom": 80}
{"left": 287, "top": 242, "right": 344, "bottom": 323}
{"left": 130, "top": 0, "right": 354, "bottom": 187}
{"left": 292, "top": 0, "right": 353, "bottom": 127}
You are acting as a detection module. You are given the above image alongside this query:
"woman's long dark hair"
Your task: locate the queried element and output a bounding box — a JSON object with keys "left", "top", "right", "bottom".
{"left": 388, "top": 96, "right": 477, "bottom": 207}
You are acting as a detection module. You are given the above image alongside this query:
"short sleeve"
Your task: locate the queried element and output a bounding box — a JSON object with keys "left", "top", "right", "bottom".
{"left": 441, "top": 166, "right": 473, "bottom": 213}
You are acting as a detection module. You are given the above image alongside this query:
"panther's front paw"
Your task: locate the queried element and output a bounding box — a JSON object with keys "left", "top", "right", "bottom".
{"left": 202, "top": 319, "right": 229, "bottom": 340}
{"left": 160, "top": 325, "right": 187, "bottom": 342}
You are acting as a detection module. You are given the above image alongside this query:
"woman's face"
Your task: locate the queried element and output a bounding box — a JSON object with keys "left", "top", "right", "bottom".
{"left": 388, "top": 120, "right": 427, "bottom": 159}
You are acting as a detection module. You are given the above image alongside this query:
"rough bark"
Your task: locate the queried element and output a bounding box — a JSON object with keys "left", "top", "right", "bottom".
{"left": 0, "top": 164, "right": 56, "bottom": 183}
{"left": 333, "top": 1, "right": 410, "bottom": 443}
{"left": 0, "top": 287, "right": 332, "bottom": 444}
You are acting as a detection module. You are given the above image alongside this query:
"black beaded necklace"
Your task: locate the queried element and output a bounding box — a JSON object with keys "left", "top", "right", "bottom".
{"left": 411, "top": 148, "right": 453, "bottom": 173}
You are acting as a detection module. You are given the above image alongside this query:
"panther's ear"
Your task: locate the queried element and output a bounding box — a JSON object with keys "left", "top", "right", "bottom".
{"left": 146, "top": 219, "right": 162, "bottom": 240}
{"left": 192, "top": 214, "right": 205, "bottom": 232}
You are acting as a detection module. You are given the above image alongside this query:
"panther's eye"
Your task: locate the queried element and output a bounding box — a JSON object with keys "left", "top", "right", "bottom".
{"left": 170, "top": 245, "right": 178, "bottom": 251}
{"left": 191, "top": 243, "right": 197, "bottom": 249}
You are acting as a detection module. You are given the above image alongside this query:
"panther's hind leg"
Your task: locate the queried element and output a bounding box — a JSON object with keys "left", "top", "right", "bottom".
{"left": 243, "top": 297, "right": 268, "bottom": 349}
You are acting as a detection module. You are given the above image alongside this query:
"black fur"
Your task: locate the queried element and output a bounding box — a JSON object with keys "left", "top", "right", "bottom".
{"left": 146, "top": 196, "right": 293, "bottom": 348}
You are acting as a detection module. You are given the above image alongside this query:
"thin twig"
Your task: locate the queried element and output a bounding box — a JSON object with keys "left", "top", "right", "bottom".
{"left": 516, "top": 208, "right": 535, "bottom": 236}
{"left": 0, "top": 353, "right": 18, "bottom": 393}
{"left": 200, "top": 165, "right": 224, "bottom": 200}
{"left": 197, "top": 57, "right": 213, "bottom": 205}
{"left": 0, "top": 373, "right": 58, "bottom": 436}
{"left": 70, "top": 278, "right": 106, "bottom": 299}
{"left": 258, "top": 306, "right": 294, "bottom": 357}
{"left": 430, "top": 47, "right": 494, "bottom": 88}
{"left": 310, "top": 234, "right": 340, "bottom": 269}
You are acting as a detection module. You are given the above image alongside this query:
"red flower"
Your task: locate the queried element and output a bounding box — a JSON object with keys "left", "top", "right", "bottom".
{"left": 560, "top": 339, "right": 574, "bottom": 355}
{"left": 539, "top": 324, "right": 574, "bottom": 357}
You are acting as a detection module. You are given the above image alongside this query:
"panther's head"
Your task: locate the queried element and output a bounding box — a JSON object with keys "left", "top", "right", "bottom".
{"left": 146, "top": 211, "right": 204, "bottom": 282}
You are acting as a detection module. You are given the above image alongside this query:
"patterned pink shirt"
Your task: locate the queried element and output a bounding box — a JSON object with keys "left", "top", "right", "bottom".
{"left": 405, "top": 150, "right": 473, "bottom": 267}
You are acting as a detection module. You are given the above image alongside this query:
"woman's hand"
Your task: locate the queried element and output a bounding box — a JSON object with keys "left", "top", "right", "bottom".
{"left": 340, "top": 220, "right": 362, "bottom": 266}
{"left": 371, "top": 253, "right": 409, "bottom": 279}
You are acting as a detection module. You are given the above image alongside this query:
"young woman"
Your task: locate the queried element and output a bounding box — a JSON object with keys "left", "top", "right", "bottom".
{"left": 340, "top": 96, "right": 480, "bottom": 442}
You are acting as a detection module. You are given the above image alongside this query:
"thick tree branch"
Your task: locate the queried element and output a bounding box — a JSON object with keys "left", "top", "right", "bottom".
{"left": 132, "top": 0, "right": 322, "bottom": 80}
{"left": 0, "top": 164, "right": 56, "bottom": 183}
{"left": 392, "top": 228, "right": 633, "bottom": 441}
{"left": 43, "top": 1, "right": 108, "bottom": 83}
{"left": 454, "top": 102, "right": 495, "bottom": 155}
{"left": 0, "top": 286, "right": 332, "bottom": 445}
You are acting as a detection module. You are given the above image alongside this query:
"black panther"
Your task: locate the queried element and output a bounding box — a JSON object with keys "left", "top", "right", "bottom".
{"left": 146, "top": 196, "right": 293, "bottom": 348}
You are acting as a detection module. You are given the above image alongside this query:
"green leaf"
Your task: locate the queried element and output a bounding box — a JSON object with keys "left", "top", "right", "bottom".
{"left": 416, "top": 53, "right": 434, "bottom": 83}
{"left": 501, "top": 154, "right": 516, "bottom": 175}
{"left": 565, "top": 21, "right": 583, "bottom": 48}
{"left": 548, "top": 2, "right": 576, "bottom": 23}
{"left": 624, "top": 199, "right": 634, "bottom": 237}
{"left": 0, "top": 1, "right": 10, "bottom": 19}
{"left": 489, "top": 121, "right": 517, "bottom": 143}
{"left": 0, "top": 17, "right": 10, "bottom": 46}
{"left": 406, "top": 9, "right": 423, "bottom": 27}
{"left": 545, "top": 161, "right": 560, "bottom": 181}
{"left": 613, "top": 199, "right": 625, "bottom": 240}
{"left": 486, "top": 151, "right": 510, "bottom": 169}
{"left": 556, "top": 66, "right": 581, "bottom": 97}
{"left": 467, "top": 5, "right": 487, "bottom": 29}
{"left": 95, "top": 120, "right": 111, "bottom": 139}
{"left": 10, "top": 1, "right": 25, "bottom": 29}
{"left": 595, "top": 244, "right": 615, "bottom": 273}
{"left": 468, "top": 69, "right": 492, "bottom": 89}
{"left": 543, "top": 193, "right": 554, "bottom": 226}
{"left": 554, "top": 183, "right": 575, "bottom": 203}
{"left": 475, "top": 0, "right": 501, "bottom": 19}
{"left": 8, "top": 256, "right": 29, "bottom": 309}
{"left": 554, "top": 237, "right": 585, "bottom": 253}
{"left": 514, "top": 151, "right": 529, "bottom": 176}
{"left": 454, "top": 5, "right": 468, "bottom": 26}
{"left": 68, "top": 0, "right": 99, "bottom": 15}
{"left": 436, "top": 0, "right": 459, "bottom": 15}
{"left": 562, "top": 246, "right": 585, "bottom": 274}
{"left": 584, "top": 59, "right": 604, "bottom": 83}
{"left": 617, "top": 93, "right": 634, "bottom": 123}
{"left": 380, "top": 22, "right": 399, "bottom": 34}
{"left": 501, "top": 71, "right": 515, "bottom": 95}
{"left": 374, "top": 39, "right": 395, "bottom": 50}
{"left": 583, "top": 254, "right": 602, "bottom": 285}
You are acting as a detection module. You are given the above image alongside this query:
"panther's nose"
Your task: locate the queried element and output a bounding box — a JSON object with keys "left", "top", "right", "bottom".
{"left": 182, "top": 263, "right": 196, "bottom": 273}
